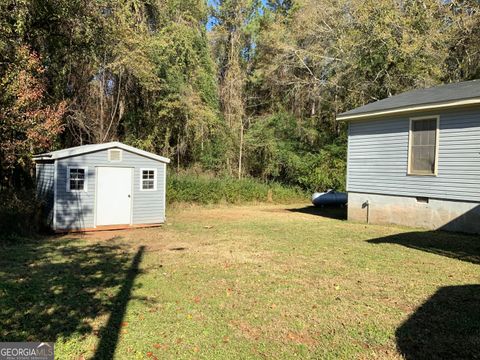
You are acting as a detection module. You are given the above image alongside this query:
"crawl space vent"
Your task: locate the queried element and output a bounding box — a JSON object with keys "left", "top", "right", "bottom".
{"left": 108, "top": 149, "right": 122, "bottom": 162}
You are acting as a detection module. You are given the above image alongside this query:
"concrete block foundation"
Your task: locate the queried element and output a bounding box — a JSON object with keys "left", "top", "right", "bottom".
{"left": 348, "top": 192, "right": 480, "bottom": 234}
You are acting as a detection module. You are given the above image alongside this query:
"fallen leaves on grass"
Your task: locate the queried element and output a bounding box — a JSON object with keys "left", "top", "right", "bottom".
{"left": 153, "top": 343, "right": 169, "bottom": 350}
{"left": 146, "top": 352, "right": 158, "bottom": 360}
{"left": 231, "top": 320, "right": 261, "bottom": 341}
{"left": 286, "top": 331, "right": 317, "bottom": 346}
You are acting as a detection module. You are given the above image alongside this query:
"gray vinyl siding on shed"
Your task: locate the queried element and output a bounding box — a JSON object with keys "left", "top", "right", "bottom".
{"left": 347, "top": 107, "right": 480, "bottom": 202}
{"left": 36, "top": 162, "right": 55, "bottom": 227}
{"left": 55, "top": 149, "right": 166, "bottom": 230}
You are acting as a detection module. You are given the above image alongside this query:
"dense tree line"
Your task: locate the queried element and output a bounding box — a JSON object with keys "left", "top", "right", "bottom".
{"left": 1, "top": 0, "right": 479, "bottom": 192}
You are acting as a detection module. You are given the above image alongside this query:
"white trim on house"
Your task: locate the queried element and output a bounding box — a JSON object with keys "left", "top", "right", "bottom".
{"left": 93, "top": 167, "right": 98, "bottom": 228}
{"left": 346, "top": 123, "right": 350, "bottom": 192}
{"left": 130, "top": 168, "right": 134, "bottom": 225}
{"left": 336, "top": 98, "right": 480, "bottom": 121}
{"left": 407, "top": 115, "right": 440, "bottom": 177}
{"left": 163, "top": 164, "right": 167, "bottom": 221}
{"left": 33, "top": 141, "right": 171, "bottom": 164}
{"left": 66, "top": 166, "right": 88, "bottom": 192}
{"left": 139, "top": 168, "right": 157, "bottom": 191}
{"left": 53, "top": 161, "right": 58, "bottom": 231}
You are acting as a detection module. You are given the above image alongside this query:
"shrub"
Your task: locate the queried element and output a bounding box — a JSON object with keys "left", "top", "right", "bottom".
{"left": 167, "top": 173, "right": 307, "bottom": 205}
{"left": 244, "top": 112, "right": 347, "bottom": 193}
{"left": 0, "top": 190, "right": 42, "bottom": 240}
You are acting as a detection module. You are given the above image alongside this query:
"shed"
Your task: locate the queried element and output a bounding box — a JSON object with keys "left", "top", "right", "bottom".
{"left": 337, "top": 79, "right": 480, "bottom": 233}
{"left": 33, "top": 142, "right": 170, "bottom": 232}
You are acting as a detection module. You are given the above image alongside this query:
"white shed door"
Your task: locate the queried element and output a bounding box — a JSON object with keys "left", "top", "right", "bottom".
{"left": 96, "top": 167, "right": 132, "bottom": 226}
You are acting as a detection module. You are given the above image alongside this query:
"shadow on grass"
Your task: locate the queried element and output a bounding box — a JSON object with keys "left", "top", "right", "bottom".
{"left": 0, "top": 237, "right": 144, "bottom": 358}
{"left": 287, "top": 205, "right": 347, "bottom": 220}
{"left": 93, "top": 246, "right": 145, "bottom": 360}
{"left": 367, "top": 230, "right": 480, "bottom": 265}
{"left": 396, "top": 285, "right": 480, "bottom": 359}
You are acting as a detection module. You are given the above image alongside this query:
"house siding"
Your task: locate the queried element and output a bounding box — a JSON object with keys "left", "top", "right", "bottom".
{"left": 347, "top": 107, "right": 480, "bottom": 202}
{"left": 36, "top": 161, "right": 55, "bottom": 227}
{"left": 55, "top": 149, "right": 166, "bottom": 230}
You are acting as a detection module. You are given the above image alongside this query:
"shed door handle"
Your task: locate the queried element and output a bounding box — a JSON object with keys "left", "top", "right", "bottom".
{"left": 128, "top": 194, "right": 131, "bottom": 198}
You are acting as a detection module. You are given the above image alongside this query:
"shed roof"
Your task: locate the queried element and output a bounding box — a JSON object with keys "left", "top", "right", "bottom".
{"left": 337, "top": 79, "right": 480, "bottom": 121}
{"left": 33, "top": 142, "right": 171, "bottom": 163}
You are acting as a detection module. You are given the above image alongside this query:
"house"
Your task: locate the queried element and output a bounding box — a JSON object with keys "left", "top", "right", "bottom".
{"left": 33, "top": 142, "right": 170, "bottom": 232}
{"left": 337, "top": 80, "right": 480, "bottom": 233}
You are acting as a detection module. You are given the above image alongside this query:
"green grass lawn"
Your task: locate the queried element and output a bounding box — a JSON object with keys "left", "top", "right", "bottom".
{"left": 1, "top": 204, "right": 479, "bottom": 359}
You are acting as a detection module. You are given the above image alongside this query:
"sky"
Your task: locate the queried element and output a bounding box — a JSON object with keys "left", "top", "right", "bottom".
{"left": 206, "top": 0, "right": 268, "bottom": 31}
{"left": 206, "top": 0, "right": 217, "bottom": 31}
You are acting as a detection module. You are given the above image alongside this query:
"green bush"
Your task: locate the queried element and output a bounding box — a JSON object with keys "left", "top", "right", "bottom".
{"left": 167, "top": 173, "right": 307, "bottom": 205}
{"left": 244, "top": 112, "right": 347, "bottom": 192}
{"left": 0, "top": 190, "right": 41, "bottom": 240}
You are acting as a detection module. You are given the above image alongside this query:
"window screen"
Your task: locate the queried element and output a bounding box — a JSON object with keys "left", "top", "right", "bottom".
{"left": 69, "top": 168, "right": 86, "bottom": 191}
{"left": 141, "top": 169, "right": 156, "bottom": 190}
{"left": 410, "top": 118, "right": 437, "bottom": 175}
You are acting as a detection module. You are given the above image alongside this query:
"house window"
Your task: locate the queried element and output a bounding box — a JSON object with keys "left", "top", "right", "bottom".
{"left": 68, "top": 167, "right": 87, "bottom": 192}
{"left": 140, "top": 169, "right": 157, "bottom": 191}
{"left": 409, "top": 117, "right": 439, "bottom": 175}
{"left": 108, "top": 149, "right": 122, "bottom": 162}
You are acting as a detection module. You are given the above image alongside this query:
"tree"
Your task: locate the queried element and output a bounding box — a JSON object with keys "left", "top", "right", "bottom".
{"left": 0, "top": 46, "right": 65, "bottom": 187}
{"left": 123, "top": 0, "right": 221, "bottom": 170}
{"left": 210, "top": 0, "right": 261, "bottom": 178}
{"left": 2, "top": 0, "right": 479, "bottom": 195}
{"left": 445, "top": 0, "right": 480, "bottom": 80}
{"left": 239, "top": 0, "right": 455, "bottom": 191}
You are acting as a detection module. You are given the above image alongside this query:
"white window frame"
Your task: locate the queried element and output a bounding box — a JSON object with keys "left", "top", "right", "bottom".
{"left": 408, "top": 115, "right": 440, "bottom": 176}
{"left": 140, "top": 168, "right": 157, "bottom": 191}
{"left": 67, "top": 166, "right": 88, "bottom": 192}
{"left": 108, "top": 149, "right": 123, "bottom": 162}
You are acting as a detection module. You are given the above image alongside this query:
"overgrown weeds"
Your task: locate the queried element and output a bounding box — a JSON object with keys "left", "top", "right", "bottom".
{"left": 167, "top": 173, "right": 307, "bottom": 205}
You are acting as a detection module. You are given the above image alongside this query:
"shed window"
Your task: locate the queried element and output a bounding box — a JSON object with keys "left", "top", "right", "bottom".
{"left": 140, "top": 169, "right": 157, "bottom": 191}
{"left": 409, "top": 117, "right": 438, "bottom": 175}
{"left": 68, "top": 167, "right": 87, "bottom": 192}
